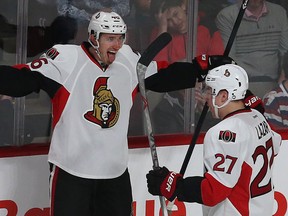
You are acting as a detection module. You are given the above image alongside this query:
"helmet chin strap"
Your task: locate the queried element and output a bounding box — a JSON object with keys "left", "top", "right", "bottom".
{"left": 212, "top": 97, "right": 230, "bottom": 119}
{"left": 88, "top": 38, "right": 107, "bottom": 68}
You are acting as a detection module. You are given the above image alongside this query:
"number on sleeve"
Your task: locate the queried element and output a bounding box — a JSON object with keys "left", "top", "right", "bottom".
{"left": 31, "top": 58, "right": 48, "bottom": 69}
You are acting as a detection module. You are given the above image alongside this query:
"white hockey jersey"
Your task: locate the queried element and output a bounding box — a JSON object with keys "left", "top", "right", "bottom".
{"left": 28, "top": 43, "right": 157, "bottom": 179}
{"left": 202, "top": 108, "right": 282, "bottom": 216}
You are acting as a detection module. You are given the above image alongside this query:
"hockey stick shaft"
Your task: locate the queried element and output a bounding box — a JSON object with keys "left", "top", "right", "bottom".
{"left": 136, "top": 32, "right": 172, "bottom": 216}
{"left": 137, "top": 32, "right": 172, "bottom": 169}
{"left": 180, "top": 0, "right": 249, "bottom": 176}
{"left": 167, "top": 1, "right": 249, "bottom": 214}
{"left": 224, "top": 0, "right": 249, "bottom": 56}
{"left": 180, "top": 102, "right": 209, "bottom": 174}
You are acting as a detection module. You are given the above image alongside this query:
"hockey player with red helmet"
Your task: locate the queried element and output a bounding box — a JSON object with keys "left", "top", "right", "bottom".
{"left": 147, "top": 64, "right": 282, "bottom": 216}
{"left": 0, "top": 11, "right": 235, "bottom": 215}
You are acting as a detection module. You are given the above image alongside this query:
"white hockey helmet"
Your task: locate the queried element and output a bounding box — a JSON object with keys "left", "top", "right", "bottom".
{"left": 205, "top": 64, "right": 249, "bottom": 101}
{"left": 88, "top": 11, "right": 127, "bottom": 41}
{"left": 205, "top": 64, "right": 249, "bottom": 118}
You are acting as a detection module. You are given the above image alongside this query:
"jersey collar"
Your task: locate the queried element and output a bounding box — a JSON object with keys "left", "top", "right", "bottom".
{"left": 81, "top": 42, "right": 105, "bottom": 70}
{"left": 223, "top": 107, "right": 251, "bottom": 120}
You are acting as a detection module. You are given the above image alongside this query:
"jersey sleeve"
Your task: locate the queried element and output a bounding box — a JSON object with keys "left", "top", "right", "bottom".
{"left": 0, "top": 44, "right": 75, "bottom": 98}
{"left": 27, "top": 44, "right": 78, "bottom": 85}
{"left": 271, "top": 130, "right": 282, "bottom": 156}
{"left": 145, "top": 61, "right": 198, "bottom": 92}
{"left": 200, "top": 121, "right": 247, "bottom": 205}
{"left": 0, "top": 64, "right": 60, "bottom": 98}
{"left": 0, "top": 65, "right": 40, "bottom": 97}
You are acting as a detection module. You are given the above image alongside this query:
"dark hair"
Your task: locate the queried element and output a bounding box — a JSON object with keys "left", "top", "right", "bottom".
{"left": 150, "top": 0, "right": 184, "bottom": 17}
{"left": 150, "top": 0, "right": 165, "bottom": 17}
{"left": 50, "top": 16, "right": 78, "bottom": 44}
{"left": 161, "top": 0, "right": 184, "bottom": 12}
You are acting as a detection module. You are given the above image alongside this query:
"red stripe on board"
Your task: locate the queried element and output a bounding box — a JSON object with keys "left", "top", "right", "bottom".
{"left": 0, "top": 143, "right": 49, "bottom": 158}
{"left": 0, "top": 129, "right": 286, "bottom": 158}
{"left": 128, "top": 133, "right": 205, "bottom": 149}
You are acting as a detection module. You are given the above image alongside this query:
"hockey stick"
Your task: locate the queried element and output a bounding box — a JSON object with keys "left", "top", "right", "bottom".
{"left": 166, "top": 0, "right": 249, "bottom": 214}
{"left": 136, "top": 32, "right": 172, "bottom": 216}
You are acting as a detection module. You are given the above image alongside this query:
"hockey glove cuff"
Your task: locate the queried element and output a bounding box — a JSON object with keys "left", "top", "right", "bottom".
{"left": 193, "top": 55, "right": 236, "bottom": 82}
{"left": 244, "top": 90, "right": 265, "bottom": 114}
{"left": 146, "top": 166, "right": 183, "bottom": 201}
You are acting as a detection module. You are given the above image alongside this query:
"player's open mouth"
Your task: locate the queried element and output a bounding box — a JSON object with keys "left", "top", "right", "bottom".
{"left": 107, "top": 50, "right": 116, "bottom": 62}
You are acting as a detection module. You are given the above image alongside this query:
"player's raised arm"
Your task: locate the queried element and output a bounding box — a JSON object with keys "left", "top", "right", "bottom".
{"left": 145, "top": 55, "right": 235, "bottom": 92}
{"left": 0, "top": 64, "right": 60, "bottom": 98}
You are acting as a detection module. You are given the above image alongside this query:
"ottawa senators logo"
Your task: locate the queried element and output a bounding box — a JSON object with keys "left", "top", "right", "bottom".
{"left": 84, "top": 77, "right": 120, "bottom": 128}
{"left": 218, "top": 130, "right": 236, "bottom": 142}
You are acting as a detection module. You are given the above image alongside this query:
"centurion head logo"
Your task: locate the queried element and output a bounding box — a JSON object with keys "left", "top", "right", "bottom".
{"left": 84, "top": 77, "right": 120, "bottom": 128}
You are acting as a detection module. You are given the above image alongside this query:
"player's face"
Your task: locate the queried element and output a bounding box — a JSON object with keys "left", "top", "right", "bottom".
{"left": 97, "top": 33, "right": 125, "bottom": 65}
{"left": 205, "top": 87, "right": 224, "bottom": 119}
{"left": 136, "top": 0, "right": 151, "bottom": 12}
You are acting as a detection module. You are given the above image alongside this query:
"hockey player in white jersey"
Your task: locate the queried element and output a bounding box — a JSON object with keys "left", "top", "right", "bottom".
{"left": 0, "top": 11, "right": 235, "bottom": 215}
{"left": 146, "top": 64, "right": 282, "bottom": 215}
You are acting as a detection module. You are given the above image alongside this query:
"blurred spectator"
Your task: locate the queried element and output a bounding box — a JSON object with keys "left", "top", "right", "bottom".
{"left": 28, "top": 0, "right": 59, "bottom": 27}
{"left": 134, "top": 0, "right": 151, "bottom": 15}
{"left": 263, "top": 51, "right": 288, "bottom": 130}
{"left": 56, "top": 0, "right": 131, "bottom": 44}
{"left": 0, "top": 14, "right": 17, "bottom": 58}
{"left": 149, "top": 0, "right": 211, "bottom": 63}
{"left": 198, "top": 0, "right": 232, "bottom": 34}
{"left": 0, "top": 15, "right": 16, "bottom": 38}
{"left": 150, "top": 85, "right": 219, "bottom": 134}
{"left": 268, "top": 0, "right": 288, "bottom": 15}
{"left": 27, "top": 15, "right": 77, "bottom": 57}
{"left": 216, "top": 0, "right": 288, "bottom": 97}
{"left": 148, "top": 0, "right": 212, "bottom": 134}
{"left": 0, "top": 15, "right": 77, "bottom": 57}
{"left": 207, "top": 30, "right": 225, "bottom": 55}
{"left": 127, "top": 0, "right": 154, "bottom": 52}
{"left": 151, "top": 91, "right": 185, "bottom": 134}
{"left": 57, "top": 0, "right": 131, "bottom": 23}
{"left": 198, "top": 0, "right": 234, "bottom": 55}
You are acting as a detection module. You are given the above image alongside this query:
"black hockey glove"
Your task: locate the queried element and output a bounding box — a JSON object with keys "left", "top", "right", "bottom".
{"left": 193, "top": 55, "right": 236, "bottom": 82}
{"left": 146, "top": 166, "right": 183, "bottom": 201}
{"left": 244, "top": 89, "right": 265, "bottom": 115}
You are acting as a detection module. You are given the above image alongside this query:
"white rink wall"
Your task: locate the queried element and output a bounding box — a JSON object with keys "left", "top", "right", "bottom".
{"left": 0, "top": 141, "right": 287, "bottom": 216}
